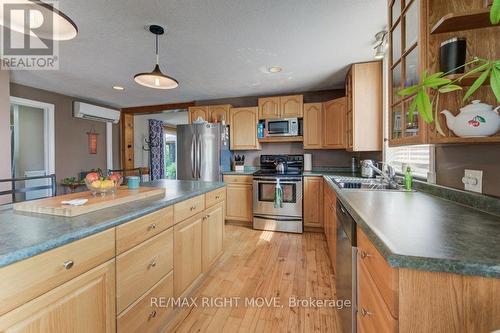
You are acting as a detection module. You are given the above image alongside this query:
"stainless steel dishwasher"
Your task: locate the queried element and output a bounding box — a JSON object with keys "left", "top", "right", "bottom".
{"left": 336, "top": 199, "right": 357, "bottom": 333}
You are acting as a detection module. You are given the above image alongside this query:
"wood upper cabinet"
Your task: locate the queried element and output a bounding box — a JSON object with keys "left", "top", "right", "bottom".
{"left": 303, "top": 103, "right": 323, "bottom": 149}
{"left": 0, "top": 260, "right": 116, "bottom": 333}
{"left": 188, "top": 106, "right": 209, "bottom": 123}
{"left": 280, "top": 95, "right": 303, "bottom": 118}
{"left": 230, "top": 107, "right": 261, "bottom": 150}
{"left": 346, "top": 62, "right": 383, "bottom": 152}
{"left": 303, "top": 177, "right": 323, "bottom": 228}
{"left": 258, "top": 97, "right": 280, "bottom": 119}
{"left": 209, "top": 104, "right": 231, "bottom": 124}
{"left": 224, "top": 175, "right": 252, "bottom": 223}
{"left": 258, "top": 95, "right": 303, "bottom": 119}
{"left": 173, "top": 213, "right": 203, "bottom": 297}
{"left": 323, "top": 97, "right": 347, "bottom": 149}
{"left": 202, "top": 202, "right": 224, "bottom": 272}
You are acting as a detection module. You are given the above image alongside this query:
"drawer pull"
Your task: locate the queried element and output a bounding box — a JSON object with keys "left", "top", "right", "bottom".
{"left": 147, "top": 223, "right": 157, "bottom": 231}
{"left": 63, "top": 260, "right": 74, "bottom": 270}
{"left": 360, "top": 308, "right": 372, "bottom": 317}
{"left": 148, "top": 259, "right": 157, "bottom": 269}
{"left": 190, "top": 205, "right": 196, "bottom": 211}
{"left": 215, "top": 195, "right": 220, "bottom": 199}
{"left": 359, "top": 251, "right": 372, "bottom": 259}
{"left": 148, "top": 310, "right": 157, "bottom": 320}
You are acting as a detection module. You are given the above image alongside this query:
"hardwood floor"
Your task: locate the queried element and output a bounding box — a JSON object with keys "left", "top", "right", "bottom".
{"left": 170, "top": 224, "right": 342, "bottom": 333}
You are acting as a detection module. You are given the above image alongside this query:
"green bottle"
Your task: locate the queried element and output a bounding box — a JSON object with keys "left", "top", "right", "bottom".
{"left": 404, "top": 166, "right": 413, "bottom": 191}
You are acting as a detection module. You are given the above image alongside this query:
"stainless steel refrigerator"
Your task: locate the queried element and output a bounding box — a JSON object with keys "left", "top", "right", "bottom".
{"left": 177, "top": 123, "right": 231, "bottom": 182}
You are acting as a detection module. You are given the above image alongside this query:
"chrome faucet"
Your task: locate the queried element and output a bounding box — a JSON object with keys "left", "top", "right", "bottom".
{"left": 361, "top": 161, "right": 398, "bottom": 188}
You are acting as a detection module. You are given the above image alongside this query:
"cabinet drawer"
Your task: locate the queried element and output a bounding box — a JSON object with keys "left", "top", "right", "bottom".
{"left": 117, "top": 271, "right": 173, "bottom": 333}
{"left": 223, "top": 175, "right": 253, "bottom": 184}
{"left": 116, "top": 229, "right": 173, "bottom": 313}
{"left": 357, "top": 227, "right": 398, "bottom": 318}
{"left": 205, "top": 187, "right": 226, "bottom": 208}
{"left": 0, "top": 229, "right": 115, "bottom": 316}
{"left": 174, "top": 195, "right": 205, "bottom": 223}
{"left": 358, "top": 259, "right": 398, "bottom": 333}
{"left": 116, "top": 206, "right": 173, "bottom": 254}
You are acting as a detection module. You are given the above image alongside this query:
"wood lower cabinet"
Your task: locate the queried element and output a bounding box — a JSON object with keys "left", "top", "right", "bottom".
{"left": 323, "top": 181, "right": 337, "bottom": 272}
{"left": 323, "top": 97, "right": 347, "bottom": 149}
{"left": 230, "top": 107, "right": 261, "bottom": 150}
{"left": 202, "top": 202, "right": 224, "bottom": 272}
{"left": 303, "top": 177, "right": 323, "bottom": 228}
{"left": 173, "top": 213, "right": 203, "bottom": 297}
{"left": 188, "top": 106, "right": 209, "bottom": 123}
{"left": 224, "top": 175, "right": 253, "bottom": 223}
{"left": 0, "top": 260, "right": 116, "bottom": 333}
{"left": 303, "top": 103, "right": 323, "bottom": 149}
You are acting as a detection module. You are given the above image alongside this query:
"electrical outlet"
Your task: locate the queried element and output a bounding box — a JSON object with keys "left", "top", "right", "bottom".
{"left": 462, "top": 169, "right": 483, "bottom": 193}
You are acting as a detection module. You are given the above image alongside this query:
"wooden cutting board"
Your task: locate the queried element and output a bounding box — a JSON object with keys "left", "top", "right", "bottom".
{"left": 13, "top": 187, "right": 166, "bottom": 217}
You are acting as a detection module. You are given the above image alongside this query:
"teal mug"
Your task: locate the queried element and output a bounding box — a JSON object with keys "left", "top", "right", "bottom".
{"left": 127, "top": 176, "right": 140, "bottom": 189}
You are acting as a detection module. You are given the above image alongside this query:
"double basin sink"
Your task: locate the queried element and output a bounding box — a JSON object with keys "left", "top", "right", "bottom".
{"left": 329, "top": 176, "right": 407, "bottom": 191}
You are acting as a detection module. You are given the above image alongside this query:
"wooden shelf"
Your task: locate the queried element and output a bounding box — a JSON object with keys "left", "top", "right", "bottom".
{"left": 443, "top": 73, "right": 491, "bottom": 86}
{"left": 430, "top": 134, "right": 500, "bottom": 144}
{"left": 431, "top": 8, "right": 498, "bottom": 35}
{"left": 258, "top": 136, "right": 303, "bottom": 143}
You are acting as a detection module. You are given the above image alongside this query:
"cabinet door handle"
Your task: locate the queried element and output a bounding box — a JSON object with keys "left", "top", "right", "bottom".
{"left": 359, "top": 251, "right": 372, "bottom": 259}
{"left": 148, "top": 310, "right": 157, "bottom": 320}
{"left": 63, "top": 260, "right": 74, "bottom": 270}
{"left": 190, "top": 205, "right": 196, "bottom": 211}
{"left": 360, "top": 308, "right": 372, "bottom": 317}
{"left": 147, "top": 223, "right": 157, "bottom": 231}
{"left": 148, "top": 259, "right": 157, "bottom": 269}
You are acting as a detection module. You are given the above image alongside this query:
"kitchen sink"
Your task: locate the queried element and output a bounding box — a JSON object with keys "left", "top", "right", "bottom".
{"left": 328, "top": 176, "right": 407, "bottom": 191}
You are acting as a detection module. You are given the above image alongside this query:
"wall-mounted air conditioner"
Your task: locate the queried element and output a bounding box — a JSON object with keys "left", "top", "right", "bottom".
{"left": 73, "top": 102, "right": 121, "bottom": 124}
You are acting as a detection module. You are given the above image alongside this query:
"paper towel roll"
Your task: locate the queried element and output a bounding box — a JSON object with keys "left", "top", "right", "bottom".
{"left": 304, "top": 154, "right": 312, "bottom": 171}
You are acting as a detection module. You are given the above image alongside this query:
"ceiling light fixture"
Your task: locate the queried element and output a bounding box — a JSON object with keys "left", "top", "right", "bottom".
{"left": 113, "top": 86, "right": 125, "bottom": 91}
{"left": 268, "top": 66, "right": 282, "bottom": 73}
{"left": 134, "top": 25, "right": 178, "bottom": 90}
{"left": 373, "top": 30, "right": 388, "bottom": 59}
{"left": 0, "top": 0, "right": 78, "bottom": 40}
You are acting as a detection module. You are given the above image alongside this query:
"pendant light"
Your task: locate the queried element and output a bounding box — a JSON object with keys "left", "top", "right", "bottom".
{"left": 134, "top": 25, "right": 179, "bottom": 90}
{"left": 0, "top": 0, "right": 78, "bottom": 40}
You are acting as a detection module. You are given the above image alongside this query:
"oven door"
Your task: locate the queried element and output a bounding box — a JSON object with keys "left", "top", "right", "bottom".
{"left": 253, "top": 177, "right": 302, "bottom": 217}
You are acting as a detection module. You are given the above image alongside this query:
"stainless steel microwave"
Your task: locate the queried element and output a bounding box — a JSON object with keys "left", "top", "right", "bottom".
{"left": 265, "top": 118, "right": 299, "bottom": 137}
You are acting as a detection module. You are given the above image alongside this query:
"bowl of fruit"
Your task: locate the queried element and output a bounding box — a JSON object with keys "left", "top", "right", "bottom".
{"left": 85, "top": 172, "right": 123, "bottom": 196}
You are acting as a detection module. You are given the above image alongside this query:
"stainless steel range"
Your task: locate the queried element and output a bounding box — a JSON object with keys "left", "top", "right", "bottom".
{"left": 253, "top": 155, "right": 303, "bottom": 233}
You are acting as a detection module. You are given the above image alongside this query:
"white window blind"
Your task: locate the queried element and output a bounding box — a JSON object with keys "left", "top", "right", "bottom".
{"left": 385, "top": 145, "right": 432, "bottom": 179}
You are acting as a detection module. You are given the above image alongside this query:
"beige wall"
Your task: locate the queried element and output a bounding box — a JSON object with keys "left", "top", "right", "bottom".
{"left": 9, "top": 83, "right": 121, "bottom": 189}
{"left": 0, "top": 71, "right": 11, "bottom": 203}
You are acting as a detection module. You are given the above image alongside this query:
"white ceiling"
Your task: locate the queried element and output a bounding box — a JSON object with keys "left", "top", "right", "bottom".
{"left": 10, "top": 0, "right": 387, "bottom": 108}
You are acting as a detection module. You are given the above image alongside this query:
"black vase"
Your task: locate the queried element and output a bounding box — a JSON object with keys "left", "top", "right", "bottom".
{"left": 440, "top": 37, "right": 467, "bottom": 74}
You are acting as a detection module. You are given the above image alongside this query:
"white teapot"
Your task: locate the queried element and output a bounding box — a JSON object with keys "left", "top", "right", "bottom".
{"left": 441, "top": 100, "right": 500, "bottom": 137}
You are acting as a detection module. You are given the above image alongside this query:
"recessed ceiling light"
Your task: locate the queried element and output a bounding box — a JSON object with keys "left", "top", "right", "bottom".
{"left": 268, "top": 66, "right": 282, "bottom": 73}
{"left": 113, "top": 86, "right": 125, "bottom": 91}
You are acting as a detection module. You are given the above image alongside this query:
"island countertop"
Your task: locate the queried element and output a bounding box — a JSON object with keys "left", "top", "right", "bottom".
{"left": 0, "top": 180, "right": 225, "bottom": 269}
{"left": 323, "top": 176, "right": 500, "bottom": 278}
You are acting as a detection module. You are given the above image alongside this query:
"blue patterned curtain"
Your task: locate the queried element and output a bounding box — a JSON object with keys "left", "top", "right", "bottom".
{"left": 148, "top": 119, "right": 165, "bottom": 180}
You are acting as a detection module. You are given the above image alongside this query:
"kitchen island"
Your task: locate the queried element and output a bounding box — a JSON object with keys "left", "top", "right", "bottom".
{"left": 0, "top": 179, "right": 226, "bottom": 333}
{"left": 322, "top": 176, "right": 500, "bottom": 332}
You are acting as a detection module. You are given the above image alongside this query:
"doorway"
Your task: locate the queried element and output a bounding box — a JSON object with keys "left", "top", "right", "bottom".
{"left": 10, "top": 97, "right": 55, "bottom": 200}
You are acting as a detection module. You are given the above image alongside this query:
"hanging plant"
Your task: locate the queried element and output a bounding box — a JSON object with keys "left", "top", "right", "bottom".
{"left": 492, "top": 0, "right": 500, "bottom": 24}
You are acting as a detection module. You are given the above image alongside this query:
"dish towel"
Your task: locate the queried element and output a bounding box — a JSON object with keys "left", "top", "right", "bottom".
{"left": 274, "top": 178, "right": 283, "bottom": 208}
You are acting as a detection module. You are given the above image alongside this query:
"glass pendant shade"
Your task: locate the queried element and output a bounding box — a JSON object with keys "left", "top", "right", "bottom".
{"left": 134, "top": 64, "right": 179, "bottom": 89}
{"left": 0, "top": 0, "right": 78, "bottom": 40}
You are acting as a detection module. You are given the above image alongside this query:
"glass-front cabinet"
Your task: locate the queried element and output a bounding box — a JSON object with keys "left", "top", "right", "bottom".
{"left": 389, "top": 0, "right": 427, "bottom": 146}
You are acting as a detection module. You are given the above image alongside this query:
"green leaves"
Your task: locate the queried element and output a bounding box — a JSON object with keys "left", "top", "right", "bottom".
{"left": 463, "top": 67, "right": 491, "bottom": 102}
{"left": 438, "top": 84, "right": 462, "bottom": 93}
{"left": 491, "top": 0, "right": 500, "bottom": 25}
{"left": 416, "top": 90, "right": 433, "bottom": 123}
{"left": 491, "top": 65, "right": 500, "bottom": 102}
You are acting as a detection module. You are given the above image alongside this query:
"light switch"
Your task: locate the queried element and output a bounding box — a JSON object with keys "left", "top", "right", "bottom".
{"left": 462, "top": 169, "right": 483, "bottom": 193}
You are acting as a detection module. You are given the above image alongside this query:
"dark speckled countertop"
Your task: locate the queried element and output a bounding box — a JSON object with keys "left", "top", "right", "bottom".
{"left": 323, "top": 176, "right": 500, "bottom": 278}
{"left": 0, "top": 180, "right": 225, "bottom": 269}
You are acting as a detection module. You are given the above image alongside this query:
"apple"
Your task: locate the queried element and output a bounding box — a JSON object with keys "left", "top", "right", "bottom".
{"left": 85, "top": 172, "right": 100, "bottom": 183}
{"left": 109, "top": 173, "right": 121, "bottom": 182}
